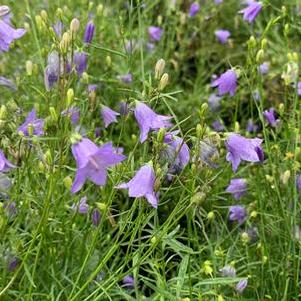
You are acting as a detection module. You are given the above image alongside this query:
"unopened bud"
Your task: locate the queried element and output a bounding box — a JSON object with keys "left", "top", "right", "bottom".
{"left": 248, "top": 35, "right": 256, "bottom": 49}
{"left": 56, "top": 8, "right": 63, "bottom": 18}
{"left": 217, "top": 296, "right": 225, "bottom": 301}
{"left": 157, "top": 127, "right": 166, "bottom": 143}
{"left": 26, "top": 60, "right": 33, "bottom": 76}
{"left": 250, "top": 211, "right": 258, "bottom": 219}
{"left": 45, "top": 149, "right": 52, "bottom": 165}
{"left": 199, "top": 103, "right": 208, "bottom": 118}
{"left": 70, "top": 18, "right": 80, "bottom": 35}
{"left": 63, "top": 176, "right": 73, "bottom": 189}
{"left": 35, "top": 15, "right": 44, "bottom": 31}
{"left": 256, "top": 49, "right": 264, "bottom": 64}
{"left": 60, "top": 32, "right": 71, "bottom": 53}
{"left": 67, "top": 88, "right": 74, "bottom": 105}
{"left": 281, "top": 170, "right": 291, "bottom": 185}
{"left": 207, "top": 211, "right": 215, "bottom": 220}
{"left": 106, "top": 55, "right": 112, "bottom": 67}
{"left": 49, "top": 106, "right": 58, "bottom": 122}
{"left": 234, "top": 121, "right": 240, "bottom": 133}
{"left": 96, "top": 202, "right": 107, "bottom": 211}
{"left": 40, "top": 10, "right": 47, "bottom": 21}
{"left": 155, "top": 58, "right": 166, "bottom": 80}
{"left": 284, "top": 24, "right": 289, "bottom": 36}
{"left": 97, "top": 4, "right": 104, "bottom": 15}
{"left": 82, "top": 72, "right": 89, "bottom": 83}
{"left": 261, "top": 38, "right": 267, "bottom": 49}
{"left": 150, "top": 236, "right": 157, "bottom": 244}
{"left": 158, "top": 73, "right": 169, "bottom": 91}
{"left": 191, "top": 192, "right": 206, "bottom": 205}
{"left": 241, "top": 232, "right": 250, "bottom": 244}
{"left": 196, "top": 124, "right": 202, "bottom": 138}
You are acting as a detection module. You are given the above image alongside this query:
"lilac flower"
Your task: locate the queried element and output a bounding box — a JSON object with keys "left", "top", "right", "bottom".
{"left": 83, "top": 21, "right": 95, "bottom": 44}
{"left": 296, "top": 174, "right": 301, "bottom": 195}
{"left": 229, "top": 205, "right": 247, "bottom": 225}
{"left": 71, "top": 138, "right": 126, "bottom": 193}
{"left": 215, "top": 30, "right": 230, "bottom": 44}
{"left": 88, "top": 84, "right": 97, "bottom": 93}
{"left": 72, "top": 196, "right": 89, "bottom": 214}
{"left": 297, "top": 82, "right": 301, "bottom": 95}
{"left": 0, "top": 76, "right": 16, "bottom": 91}
{"left": 95, "top": 127, "right": 101, "bottom": 138}
{"left": 162, "top": 132, "right": 190, "bottom": 172}
{"left": 189, "top": 2, "right": 200, "bottom": 17}
{"left": 235, "top": 279, "right": 248, "bottom": 293}
{"left": 211, "top": 120, "right": 225, "bottom": 132}
{"left": 215, "top": 0, "right": 223, "bottom": 4}
{"left": 239, "top": 1, "right": 262, "bottom": 23}
{"left": 0, "top": 18, "right": 25, "bottom": 52}
{"left": 208, "top": 93, "right": 221, "bottom": 111}
{"left": 211, "top": 70, "right": 237, "bottom": 97}
{"left": 8, "top": 257, "right": 19, "bottom": 272}
{"left": 258, "top": 62, "right": 269, "bottom": 75}
{"left": 122, "top": 275, "right": 135, "bottom": 288}
{"left": 263, "top": 108, "right": 279, "bottom": 127}
{"left": 18, "top": 109, "right": 44, "bottom": 136}
{"left": 246, "top": 119, "right": 259, "bottom": 133}
{"left": 117, "top": 73, "right": 133, "bottom": 84}
{"left": 92, "top": 208, "right": 101, "bottom": 226}
{"left": 101, "top": 105, "right": 120, "bottom": 128}
{"left": 61, "top": 107, "right": 80, "bottom": 125}
{"left": 148, "top": 26, "right": 163, "bottom": 42}
{"left": 0, "top": 150, "right": 15, "bottom": 172}
{"left": 45, "top": 51, "right": 60, "bottom": 91}
{"left": 53, "top": 21, "right": 64, "bottom": 38}
{"left": 117, "top": 164, "right": 158, "bottom": 208}
{"left": 119, "top": 101, "right": 129, "bottom": 116}
{"left": 134, "top": 101, "right": 172, "bottom": 143}
{"left": 226, "top": 178, "right": 247, "bottom": 200}
{"left": 74, "top": 52, "right": 88, "bottom": 75}
{"left": 225, "top": 133, "right": 263, "bottom": 172}
{"left": 219, "top": 265, "right": 236, "bottom": 277}
{"left": 0, "top": 6, "right": 11, "bottom": 24}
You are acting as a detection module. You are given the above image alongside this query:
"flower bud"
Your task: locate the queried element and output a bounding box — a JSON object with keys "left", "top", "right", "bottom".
{"left": 40, "top": 10, "right": 47, "bottom": 21}
{"left": 199, "top": 103, "right": 208, "bottom": 118}
{"left": 56, "top": 8, "right": 63, "bottom": 18}
{"left": 155, "top": 58, "right": 166, "bottom": 80}
{"left": 35, "top": 15, "right": 44, "bottom": 31}
{"left": 67, "top": 88, "right": 74, "bottom": 106}
{"left": 196, "top": 124, "right": 203, "bottom": 138}
{"left": 106, "top": 55, "right": 112, "bottom": 67}
{"left": 81, "top": 72, "right": 89, "bottom": 83}
{"left": 241, "top": 232, "right": 250, "bottom": 244}
{"left": 49, "top": 106, "right": 58, "bottom": 122}
{"left": 250, "top": 210, "right": 258, "bottom": 218}
{"left": 97, "top": 4, "right": 104, "bottom": 15}
{"left": 158, "top": 73, "right": 169, "bottom": 91}
{"left": 261, "top": 38, "right": 267, "bottom": 49}
{"left": 150, "top": 236, "right": 157, "bottom": 244}
{"left": 217, "top": 296, "right": 225, "bottom": 301}
{"left": 234, "top": 121, "right": 240, "bottom": 133}
{"left": 281, "top": 170, "right": 291, "bottom": 185}
{"left": 190, "top": 192, "right": 206, "bottom": 205}
{"left": 26, "top": 60, "right": 33, "bottom": 76}
{"left": 256, "top": 49, "right": 264, "bottom": 64}
{"left": 60, "top": 32, "right": 71, "bottom": 53}
{"left": 70, "top": 18, "right": 80, "bottom": 35}
{"left": 248, "top": 35, "right": 256, "bottom": 49}
{"left": 96, "top": 202, "right": 107, "bottom": 211}
{"left": 157, "top": 127, "right": 166, "bottom": 143}
{"left": 207, "top": 211, "right": 215, "bottom": 220}
{"left": 63, "top": 176, "right": 73, "bottom": 189}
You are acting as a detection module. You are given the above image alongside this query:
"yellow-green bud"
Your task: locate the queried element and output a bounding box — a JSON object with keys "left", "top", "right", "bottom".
{"left": 35, "top": 15, "right": 44, "bottom": 31}
{"left": 261, "top": 38, "right": 267, "bottom": 49}
{"left": 70, "top": 18, "right": 80, "bottom": 35}
{"left": 196, "top": 124, "right": 203, "bottom": 138}
{"left": 97, "top": 4, "right": 104, "bottom": 16}
{"left": 81, "top": 72, "right": 89, "bottom": 83}
{"left": 217, "top": 295, "right": 225, "bottom": 301}
{"left": 284, "top": 24, "right": 289, "bottom": 36}
{"left": 207, "top": 211, "right": 215, "bottom": 220}
{"left": 150, "top": 236, "right": 157, "bottom": 244}
{"left": 45, "top": 150, "right": 52, "bottom": 165}
{"left": 24, "top": 22, "right": 30, "bottom": 31}
{"left": 202, "top": 260, "right": 213, "bottom": 276}
{"left": 96, "top": 202, "right": 107, "bottom": 211}
{"left": 234, "top": 121, "right": 240, "bottom": 133}
{"left": 199, "top": 103, "right": 208, "bottom": 118}
{"left": 157, "top": 127, "right": 166, "bottom": 143}
{"left": 26, "top": 60, "right": 33, "bottom": 76}
{"left": 250, "top": 211, "right": 258, "bottom": 219}
{"left": 248, "top": 35, "right": 256, "bottom": 49}
{"left": 155, "top": 58, "right": 166, "bottom": 80}
{"left": 60, "top": 32, "right": 71, "bottom": 53}
{"left": 241, "top": 232, "right": 250, "bottom": 244}
{"left": 0, "top": 105, "right": 7, "bottom": 120}
{"left": 191, "top": 192, "right": 206, "bottom": 205}
{"left": 256, "top": 49, "right": 265, "bottom": 64}
{"left": 67, "top": 88, "right": 74, "bottom": 106}
{"left": 281, "top": 170, "right": 291, "bottom": 185}
{"left": 40, "top": 10, "right": 47, "bottom": 21}
{"left": 49, "top": 106, "right": 58, "bottom": 122}
{"left": 106, "top": 55, "right": 112, "bottom": 67}
{"left": 63, "top": 176, "right": 73, "bottom": 189}
{"left": 157, "top": 15, "right": 163, "bottom": 26}
{"left": 180, "top": 298, "right": 190, "bottom": 301}
{"left": 158, "top": 73, "right": 169, "bottom": 91}
{"left": 56, "top": 8, "right": 63, "bottom": 18}
{"left": 88, "top": 2, "right": 94, "bottom": 10}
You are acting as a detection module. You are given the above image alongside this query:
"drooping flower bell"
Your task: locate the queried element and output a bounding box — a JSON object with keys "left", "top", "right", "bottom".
{"left": 116, "top": 163, "right": 158, "bottom": 208}
{"left": 215, "top": 29, "right": 231, "bottom": 44}
{"left": 225, "top": 133, "right": 263, "bottom": 172}
{"left": 71, "top": 196, "right": 89, "bottom": 214}
{"left": 73, "top": 51, "right": 88, "bottom": 76}
{"left": 263, "top": 108, "right": 279, "bottom": 127}
{"left": 226, "top": 178, "right": 247, "bottom": 200}
{"left": 71, "top": 138, "right": 126, "bottom": 193}
{"left": 83, "top": 21, "right": 95, "bottom": 44}
{"left": 134, "top": 101, "right": 172, "bottom": 143}
{"left": 117, "top": 73, "right": 133, "bottom": 84}
{"left": 148, "top": 26, "right": 163, "bottom": 42}
{"left": 235, "top": 279, "right": 248, "bottom": 293}
{"left": 229, "top": 205, "right": 247, "bottom": 225}
{"left": 0, "top": 76, "right": 16, "bottom": 91}
{"left": 61, "top": 107, "right": 80, "bottom": 125}
{"left": 258, "top": 62, "right": 269, "bottom": 75}
{"left": 44, "top": 51, "right": 60, "bottom": 91}
{"left": 211, "top": 69, "right": 237, "bottom": 97}
{"left": 100, "top": 105, "right": 119, "bottom": 128}
{"left": 0, "top": 150, "right": 15, "bottom": 172}
{"left": 189, "top": 2, "right": 200, "bottom": 17}
{"left": 0, "top": 7, "right": 26, "bottom": 52}
{"left": 239, "top": 1, "right": 262, "bottom": 23}
{"left": 18, "top": 109, "right": 44, "bottom": 136}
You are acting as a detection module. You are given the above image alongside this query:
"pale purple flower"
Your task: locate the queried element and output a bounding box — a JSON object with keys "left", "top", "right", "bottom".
{"left": 53, "top": 21, "right": 64, "bottom": 38}
{"left": 226, "top": 178, "right": 247, "bottom": 200}
{"left": 215, "top": 30, "right": 230, "bottom": 44}
{"left": 211, "top": 120, "right": 225, "bottom": 132}
{"left": 74, "top": 52, "right": 88, "bottom": 75}
{"left": 0, "top": 6, "right": 11, "bottom": 24}
{"left": 45, "top": 51, "right": 60, "bottom": 91}
{"left": 116, "top": 164, "right": 158, "bottom": 208}
{"left": 162, "top": 132, "right": 190, "bottom": 172}
{"left": 0, "top": 76, "right": 16, "bottom": 91}
{"left": 215, "top": 0, "right": 223, "bottom": 4}
{"left": 88, "top": 84, "right": 97, "bottom": 93}
{"left": 297, "top": 82, "right": 301, "bottom": 95}
{"left": 134, "top": 101, "right": 172, "bottom": 143}
{"left": 208, "top": 93, "right": 221, "bottom": 111}
{"left": 0, "top": 150, "right": 15, "bottom": 172}
{"left": 95, "top": 127, "right": 101, "bottom": 138}
{"left": 101, "top": 105, "right": 119, "bottom": 128}
{"left": 258, "top": 62, "right": 269, "bottom": 75}
{"left": 296, "top": 174, "right": 301, "bottom": 195}
{"left": 122, "top": 275, "right": 135, "bottom": 288}
{"left": 0, "top": 18, "right": 25, "bottom": 52}
{"left": 8, "top": 257, "right": 19, "bottom": 272}
{"left": 263, "top": 108, "right": 279, "bottom": 127}
{"left": 219, "top": 265, "right": 236, "bottom": 277}
{"left": 92, "top": 208, "right": 101, "bottom": 226}
{"left": 148, "top": 26, "right": 163, "bottom": 42}
{"left": 235, "top": 279, "right": 248, "bottom": 293}
{"left": 246, "top": 119, "right": 259, "bottom": 133}
{"left": 225, "top": 133, "right": 263, "bottom": 172}
{"left": 229, "top": 205, "right": 247, "bottom": 225}
{"left": 18, "top": 109, "right": 44, "bottom": 136}
{"left": 211, "top": 70, "right": 237, "bottom": 97}
{"left": 83, "top": 21, "right": 95, "bottom": 44}
{"left": 239, "top": 1, "right": 262, "bottom": 23}
{"left": 119, "top": 101, "right": 129, "bottom": 116}
{"left": 117, "top": 73, "right": 132, "bottom": 84}
{"left": 72, "top": 196, "right": 89, "bottom": 214}
{"left": 71, "top": 138, "right": 126, "bottom": 193}
{"left": 189, "top": 2, "right": 200, "bottom": 17}
{"left": 61, "top": 107, "right": 80, "bottom": 125}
